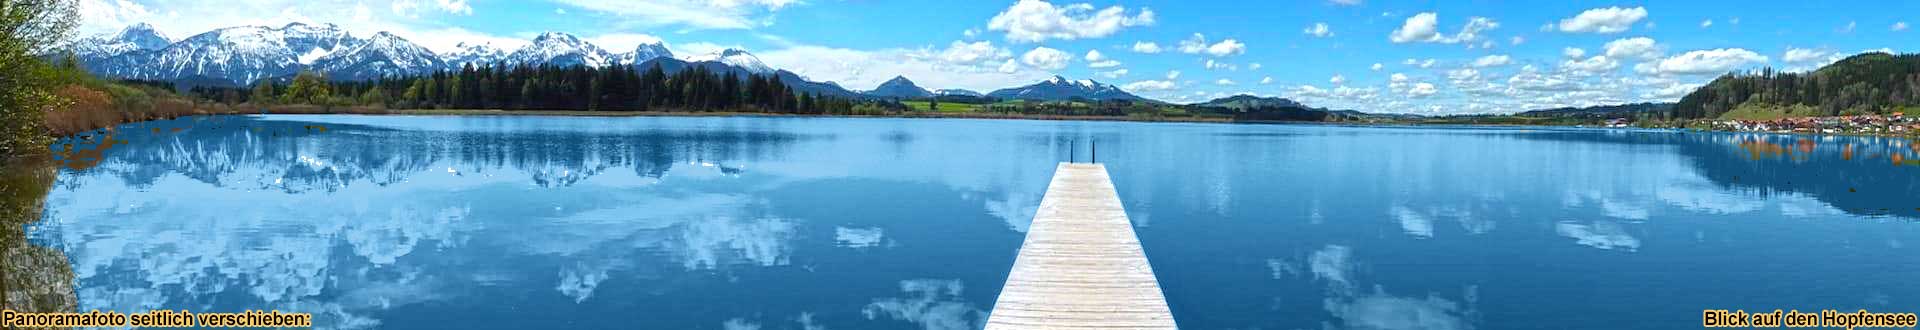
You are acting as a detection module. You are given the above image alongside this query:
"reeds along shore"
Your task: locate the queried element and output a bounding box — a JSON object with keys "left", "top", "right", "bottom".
{"left": 38, "top": 84, "right": 390, "bottom": 137}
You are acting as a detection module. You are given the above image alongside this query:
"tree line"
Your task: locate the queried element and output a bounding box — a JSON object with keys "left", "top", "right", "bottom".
{"left": 195, "top": 63, "right": 910, "bottom": 115}
{"left": 1674, "top": 52, "right": 1920, "bottom": 119}
{"left": 2, "top": 0, "right": 78, "bottom": 159}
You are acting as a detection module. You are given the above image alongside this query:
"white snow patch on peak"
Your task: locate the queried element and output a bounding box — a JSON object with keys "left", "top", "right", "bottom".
{"left": 298, "top": 48, "right": 331, "bottom": 64}
{"left": 689, "top": 48, "right": 772, "bottom": 73}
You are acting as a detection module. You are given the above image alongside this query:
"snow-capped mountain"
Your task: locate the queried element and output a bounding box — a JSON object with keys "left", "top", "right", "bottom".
{"left": 85, "top": 22, "right": 362, "bottom": 85}
{"left": 614, "top": 41, "right": 673, "bottom": 66}
{"left": 686, "top": 48, "right": 772, "bottom": 74}
{"left": 312, "top": 32, "right": 445, "bottom": 80}
{"left": 935, "top": 89, "right": 983, "bottom": 97}
{"left": 442, "top": 42, "right": 507, "bottom": 68}
{"left": 504, "top": 32, "right": 613, "bottom": 68}
{"left": 864, "top": 76, "right": 933, "bottom": 98}
{"left": 67, "top": 23, "right": 171, "bottom": 61}
{"left": 63, "top": 23, "right": 879, "bottom": 101}
{"left": 986, "top": 76, "right": 1143, "bottom": 101}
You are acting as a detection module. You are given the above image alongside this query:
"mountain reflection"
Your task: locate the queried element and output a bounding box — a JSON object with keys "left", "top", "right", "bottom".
{"left": 28, "top": 115, "right": 1036, "bottom": 330}
{"left": 24, "top": 116, "right": 1915, "bottom": 330}
{"left": 1507, "top": 130, "right": 1919, "bottom": 219}
{"left": 51, "top": 115, "right": 811, "bottom": 192}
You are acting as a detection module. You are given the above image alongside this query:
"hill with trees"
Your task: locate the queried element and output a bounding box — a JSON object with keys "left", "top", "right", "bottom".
{"left": 1673, "top": 52, "right": 1920, "bottom": 119}
{"left": 1188, "top": 95, "right": 1362, "bottom": 122}
{"left": 1517, "top": 102, "right": 1673, "bottom": 119}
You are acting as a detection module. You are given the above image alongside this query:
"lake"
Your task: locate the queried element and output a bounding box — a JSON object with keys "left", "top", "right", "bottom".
{"left": 13, "top": 115, "right": 1920, "bottom": 329}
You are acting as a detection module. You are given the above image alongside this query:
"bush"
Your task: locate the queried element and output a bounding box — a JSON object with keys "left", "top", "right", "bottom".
{"left": 43, "top": 85, "right": 116, "bottom": 136}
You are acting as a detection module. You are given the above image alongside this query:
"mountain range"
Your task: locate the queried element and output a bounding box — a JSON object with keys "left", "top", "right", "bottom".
{"left": 60, "top": 23, "right": 855, "bottom": 96}
{"left": 865, "top": 76, "right": 933, "bottom": 99}
{"left": 64, "top": 22, "right": 1170, "bottom": 104}
{"left": 986, "top": 76, "right": 1143, "bottom": 102}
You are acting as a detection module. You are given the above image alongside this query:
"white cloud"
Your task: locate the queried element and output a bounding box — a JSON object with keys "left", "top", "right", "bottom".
{"left": 1408, "top": 82, "right": 1438, "bottom": 98}
{"left": 1084, "top": 49, "right": 1120, "bottom": 68}
{"left": 1557, "top": 6, "right": 1647, "bottom": 33}
{"left": 585, "top": 33, "right": 666, "bottom": 53}
{"left": 1841, "top": 21, "right": 1856, "bottom": 33}
{"left": 1390, "top": 13, "right": 1441, "bottom": 43}
{"left": 1644, "top": 82, "right": 1704, "bottom": 100}
{"left": 1642, "top": 48, "right": 1768, "bottom": 75}
{"left": 1895, "top": 22, "right": 1910, "bottom": 32}
{"left": 1248, "top": 63, "right": 1263, "bottom": 70}
{"left": 391, "top": 0, "right": 473, "bottom": 17}
{"left": 1510, "top": 36, "right": 1525, "bottom": 45}
{"left": 1330, "top": 74, "right": 1347, "bottom": 85}
{"left": 1215, "top": 78, "right": 1236, "bottom": 86}
{"left": 1291, "top": 85, "right": 1379, "bottom": 103}
{"left": 1506, "top": 69, "right": 1580, "bottom": 92}
{"left": 555, "top": 8, "right": 567, "bottom": 14}
{"left": 938, "top": 40, "right": 1013, "bottom": 65}
{"left": 1471, "top": 54, "right": 1511, "bottom": 67}
{"left": 1304, "top": 22, "right": 1333, "bottom": 38}
{"left": 1390, "top": 13, "right": 1499, "bottom": 44}
{"left": 1178, "top": 33, "right": 1246, "bottom": 57}
{"left": 1260, "top": 76, "right": 1273, "bottom": 84}
{"left": 1204, "top": 40, "right": 1246, "bottom": 57}
{"left": 1130, "top": 41, "right": 1162, "bottom": 53}
{"left": 552, "top": 0, "right": 797, "bottom": 30}
{"left": 1370, "top": 63, "right": 1384, "bottom": 71}
{"left": 1446, "top": 68, "right": 1479, "bottom": 82}
{"left": 676, "top": 41, "right": 739, "bottom": 56}
{"left": 986, "top": 0, "right": 1156, "bottom": 43}
{"left": 1329, "top": 0, "right": 1361, "bottom": 5}
{"left": 1561, "top": 55, "right": 1620, "bottom": 73}
{"left": 1019, "top": 47, "right": 1072, "bottom": 70}
{"left": 1602, "top": 37, "right": 1661, "bottom": 60}
{"left": 759, "top": 44, "right": 1051, "bottom": 93}
{"left": 77, "top": 0, "right": 159, "bottom": 36}
{"left": 1096, "top": 69, "right": 1128, "bottom": 78}
{"left": 1699, "top": 19, "right": 1713, "bottom": 28}
{"left": 1165, "top": 70, "right": 1181, "bottom": 80}
{"left": 1203, "top": 59, "right": 1237, "bottom": 71}
{"left": 1123, "top": 79, "right": 1177, "bottom": 91}
{"left": 1563, "top": 47, "right": 1587, "bottom": 58}
{"left": 1782, "top": 48, "right": 1831, "bottom": 64}
{"left": 1402, "top": 58, "right": 1435, "bottom": 68}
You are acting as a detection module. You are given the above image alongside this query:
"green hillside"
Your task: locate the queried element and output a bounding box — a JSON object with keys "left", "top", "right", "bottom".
{"left": 1674, "top": 52, "right": 1920, "bottom": 119}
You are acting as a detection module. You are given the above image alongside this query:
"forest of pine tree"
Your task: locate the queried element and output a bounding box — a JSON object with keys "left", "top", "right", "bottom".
{"left": 1673, "top": 52, "right": 1920, "bottom": 119}
{"left": 193, "top": 63, "right": 893, "bottom": 115}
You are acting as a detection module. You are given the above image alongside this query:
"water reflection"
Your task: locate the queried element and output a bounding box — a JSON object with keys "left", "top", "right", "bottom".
{"left": 862, "top": 279, "right": 988, "bottom": 330}
{"left": 15, "top": 117, "right": 1918, "bottom": 330}
{"left": 29, "top": 115, "right": 1046, "bottom": 329}
{"left": 1, "top": 156, "right": 76, "bottom": 314}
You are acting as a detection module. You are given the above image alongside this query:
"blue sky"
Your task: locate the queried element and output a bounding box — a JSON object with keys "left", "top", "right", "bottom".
{"left": 76, "top": 0, "right": 1917, "bottom": 113}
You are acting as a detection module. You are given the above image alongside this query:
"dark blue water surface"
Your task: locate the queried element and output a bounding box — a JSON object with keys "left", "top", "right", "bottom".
{"left": 25, "top": 115, "right": 1920, "bottom": 329}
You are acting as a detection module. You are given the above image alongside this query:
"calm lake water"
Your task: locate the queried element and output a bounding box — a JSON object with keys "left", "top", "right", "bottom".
{"left": 20, "top": 115, "right": 1920, "bottom": 329}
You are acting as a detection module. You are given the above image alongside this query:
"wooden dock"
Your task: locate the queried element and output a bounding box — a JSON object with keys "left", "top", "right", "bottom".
{"left": 985, "top": 163, "right": 1177, "bottom": 330}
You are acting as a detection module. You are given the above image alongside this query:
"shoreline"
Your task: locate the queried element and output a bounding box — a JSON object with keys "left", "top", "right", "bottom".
{"left": 382, "top": 108, "right": 1240, "bottom": 124}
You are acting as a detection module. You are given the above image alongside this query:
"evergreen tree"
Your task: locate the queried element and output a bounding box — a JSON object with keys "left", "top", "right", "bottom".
{"left": 251, "top": 80, "right": 276, "bottom": 104}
